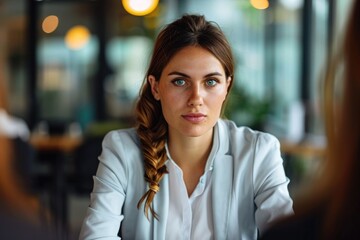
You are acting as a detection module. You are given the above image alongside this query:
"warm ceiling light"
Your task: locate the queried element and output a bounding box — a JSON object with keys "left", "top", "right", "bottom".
{"left": 42, "top": 15, "right": 59, "bottom": 34}
{"left": 65, "top": 25, "right": 90, "bottom": 50}
{"left": 250, "top": 0, "right": 269, "bottom": 10}
{"left": 122, "top": 0, "right": 159, "bottom": 16}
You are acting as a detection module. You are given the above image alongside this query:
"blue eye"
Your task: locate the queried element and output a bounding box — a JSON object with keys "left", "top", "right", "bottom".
{"left": 172, "top": 79, "right": 186, "bottom": 86}
{"left": 206, "top": 79, "right": 217, "bottom": 87}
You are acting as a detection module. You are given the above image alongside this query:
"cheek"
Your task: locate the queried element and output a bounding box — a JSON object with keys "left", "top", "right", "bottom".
{"left": 209, "top": 90, "right": 228, "bottom": 106}
{"left": 159, "top": 86, "right": 186, "bottom": 104}
{"left": 205, "top": 97, "right": 224, "bottom": 116}
{"left": 159, "top": 91, "right": 183, "bottom": 114}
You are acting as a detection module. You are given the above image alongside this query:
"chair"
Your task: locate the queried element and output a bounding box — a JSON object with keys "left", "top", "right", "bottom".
{"left": 11, "top": 137, "right": 36, "bottom": 193}
{"left": 69, "top": 136, "right": 104, "bottom": 195}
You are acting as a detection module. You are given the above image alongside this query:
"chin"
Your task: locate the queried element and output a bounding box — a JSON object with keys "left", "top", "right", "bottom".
{"left": 181, "top": 126, "right": 213, "bottom": 138}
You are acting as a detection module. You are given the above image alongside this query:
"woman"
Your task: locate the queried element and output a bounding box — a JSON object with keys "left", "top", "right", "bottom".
{"left": 80, "top": 14, "right": 293, "bottom": 240}
{"left": 261, "top": 1, "right": 360, "bottom": 239}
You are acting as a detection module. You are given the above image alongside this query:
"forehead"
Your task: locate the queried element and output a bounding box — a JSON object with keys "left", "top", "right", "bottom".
{"left": 162, "top": 46, "right": 225, "bottom": 75}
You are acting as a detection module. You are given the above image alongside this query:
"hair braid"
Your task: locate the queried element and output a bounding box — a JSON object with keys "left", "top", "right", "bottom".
{"left": 136, "top": 84, "right": 168, "bottom": 220}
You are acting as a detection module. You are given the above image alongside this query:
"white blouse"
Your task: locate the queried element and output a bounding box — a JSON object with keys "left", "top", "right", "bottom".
{"left": 165, "top": 138, "right": 217, "bottom": 240}
{"left": 79, "top": 119, "right": 294, "bottom": 240}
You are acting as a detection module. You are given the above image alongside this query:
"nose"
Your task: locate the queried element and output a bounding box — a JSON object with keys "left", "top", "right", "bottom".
{"left": 187, "top": 85, "right": 203, "bottom": 107}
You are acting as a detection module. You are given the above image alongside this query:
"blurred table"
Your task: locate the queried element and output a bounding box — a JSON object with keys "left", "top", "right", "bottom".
{"left": 280, "top": 140, "right": 326, "bottom": 158}
{"left": 30, "top": 134, "right": 83, "bottom": 152}
{"left": 30, "top": 134, "right": 83, "bottom": 237}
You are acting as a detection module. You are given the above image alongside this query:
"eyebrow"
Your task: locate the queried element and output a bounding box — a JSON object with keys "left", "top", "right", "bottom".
{"left": 168, "top": 71, "right": 223, "bottom": 78}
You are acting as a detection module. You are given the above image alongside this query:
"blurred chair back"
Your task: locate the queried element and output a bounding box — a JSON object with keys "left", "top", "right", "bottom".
{"left": 71, "top": 136, "right": 103, "bottom": 194}
{"left": 12, "top": 137, "right": 36, "bottom": 193}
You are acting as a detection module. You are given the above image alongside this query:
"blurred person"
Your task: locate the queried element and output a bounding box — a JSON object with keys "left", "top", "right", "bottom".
{"left": 80, "top": 14, "right": 293, "bottom": 240}
{"left": 0, "top": 91, "right": 30, "bottom": 141}
{"left": 0, "top": 63, "right": 55, "bottom": 239}
{"left": 0, "top": 83, "right": 34, "bottom": 192}
{"left": 261, "top": 1, "right": 360, "bottom": 239}
{"left": 0, "top": 0, "right": 30, "bottom": 142}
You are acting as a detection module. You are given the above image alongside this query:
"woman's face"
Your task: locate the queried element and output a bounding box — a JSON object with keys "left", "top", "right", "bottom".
{"left": 149, "top": 46, "right": 231, "bottom": 139}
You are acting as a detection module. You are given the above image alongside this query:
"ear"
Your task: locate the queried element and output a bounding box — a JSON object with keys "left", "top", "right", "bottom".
{"left": 225, "top": 76, "right": 232, "bottom": 94}
{"left": 148, "top": 75, "right": 160, "bottom": 100}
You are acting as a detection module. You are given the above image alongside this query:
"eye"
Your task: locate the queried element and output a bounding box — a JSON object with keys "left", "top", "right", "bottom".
{"left": 206, "top": 79, "right": 218, "bottom": 87}
{"left": 172, "top": 79, "right": 186, "bottom": 86}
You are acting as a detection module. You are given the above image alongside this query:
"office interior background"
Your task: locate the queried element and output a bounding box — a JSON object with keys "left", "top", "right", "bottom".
{"left": 0, "top": 0, "right": 354, "bottom": 239}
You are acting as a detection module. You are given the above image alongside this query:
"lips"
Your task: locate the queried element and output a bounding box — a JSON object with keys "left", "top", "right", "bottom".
{"left": 182, "top": 113, "right": 206, "bottom": 123}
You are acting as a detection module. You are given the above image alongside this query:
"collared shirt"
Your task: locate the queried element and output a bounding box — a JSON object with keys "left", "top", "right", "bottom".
{"left": 80, "top": 119, "right": 294, "bottom": 240}
{"left": 164, "top": 128, "right": 219, "bottom": 240}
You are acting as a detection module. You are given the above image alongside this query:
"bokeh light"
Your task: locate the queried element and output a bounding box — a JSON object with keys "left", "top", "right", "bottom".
{"left": 65, "top": 25, "right": 90, "bottom": 50}
{"left": 122, "top": 0, "right": 159, "bottom": 16}
{"left": 42, "top": 15, "right": 59, "bottom": 34}
{"left": 250, "top": 0, "right": 269, "bottom": 10}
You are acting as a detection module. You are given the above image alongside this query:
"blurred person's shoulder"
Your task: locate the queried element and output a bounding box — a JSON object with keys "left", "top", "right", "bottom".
{"left": 0, "top": 108, "right": 30, "bottom": 140}
{"left": 260, "top": 205, "right": 324, "bottom": 240}
{"left": 0, "top": 207, "right": 57, "bottom": 240}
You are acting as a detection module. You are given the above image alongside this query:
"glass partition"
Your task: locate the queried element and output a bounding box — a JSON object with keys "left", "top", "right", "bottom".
{"left": 36, "top": 1, "right": 98, "bottom": 131}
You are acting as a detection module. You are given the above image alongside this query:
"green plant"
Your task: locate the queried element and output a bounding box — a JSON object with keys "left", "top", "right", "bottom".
{"left": 224, "top": 85, "right": 271, "bottom": 130}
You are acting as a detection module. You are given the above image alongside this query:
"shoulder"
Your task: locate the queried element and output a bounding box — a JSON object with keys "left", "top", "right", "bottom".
{"left": 0, "top": 208, "right": 57, "bottom": 240}
{"left": 218, "top": 119, "right": 283, "bottom": 174}
{"left": 102, "top": 128, "right": 140, "bottom": 149}
{"left": 0, "top": 109, "right": 30, "bottom": 140}
{"left": 100, "top": 128, "right": 143, "bottom": 167}
{"left": 97, "top": 128, "right": 144, "bottom": 183}
{"left": 261, "top": 208, "right": 323, "bottom": 240}
{"left": 218, "top": 119, "right": 279, "bottom": 148}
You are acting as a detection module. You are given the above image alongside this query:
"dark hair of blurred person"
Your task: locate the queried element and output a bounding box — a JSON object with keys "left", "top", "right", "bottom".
{"left": 0, "top": 70, "right": 55, "bottom": 239}
{"left": 261, "top": 1, "right": 360, "bottom": 239}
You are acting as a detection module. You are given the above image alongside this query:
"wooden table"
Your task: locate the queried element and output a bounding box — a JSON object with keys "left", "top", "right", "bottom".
{"left": 30, "top": 134, "right": 83, "bottom": 153}
{"left": 280, "top": 140, "right": 326, "bottom": 158}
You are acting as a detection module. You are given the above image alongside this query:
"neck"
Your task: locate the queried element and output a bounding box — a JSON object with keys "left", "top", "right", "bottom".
{"left": 167, "top": 128, "right": 215, "bottom": 196}
{"left": 167, "top": 129, "right": 213, "bottom": 168}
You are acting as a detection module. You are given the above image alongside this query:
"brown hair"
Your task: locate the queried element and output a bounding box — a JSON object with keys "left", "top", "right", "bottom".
{"left": 135, "top": 14, "right": 234, "bottom": 219}
{"left": 0, "top": 73, "right": 40, "bottom": 221}
{"left": 289, "top": 1, "right": 360, "bottom": 238}
{"left": 319, "top": 1, "right": 360, "bottom": 238}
